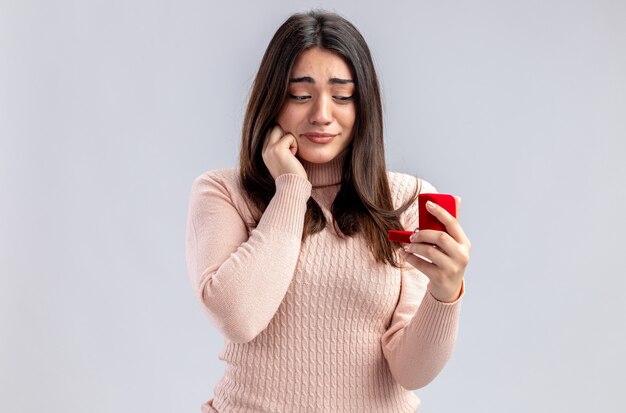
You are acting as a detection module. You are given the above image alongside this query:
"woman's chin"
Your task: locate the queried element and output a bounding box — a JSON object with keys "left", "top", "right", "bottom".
{"left": 297, "top": 151, "right": 335, "bottom": 164}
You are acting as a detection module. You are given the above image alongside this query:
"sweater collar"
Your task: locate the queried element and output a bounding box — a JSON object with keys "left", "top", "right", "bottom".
{"left": 299, "top": 149, "right": 347, "bottom": 188}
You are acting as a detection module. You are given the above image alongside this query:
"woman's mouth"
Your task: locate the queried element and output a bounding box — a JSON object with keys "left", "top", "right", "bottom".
{"left": 302, "top": 133, "right": 337, "bottom": 144}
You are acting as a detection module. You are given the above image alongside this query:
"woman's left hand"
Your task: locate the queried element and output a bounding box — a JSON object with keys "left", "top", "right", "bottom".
{"left": 401, "top": 196, "right": 472, "bottom": 302}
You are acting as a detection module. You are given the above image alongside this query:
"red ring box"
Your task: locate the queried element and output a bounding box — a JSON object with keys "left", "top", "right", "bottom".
{"left": 418, "top": 193, "right": 456, "bottom": 233}
{"left": 387, "top": 193, "right": 457, "bottom": 242}
{"left": 388, "top": 230, "right": 414, "bottom": 243}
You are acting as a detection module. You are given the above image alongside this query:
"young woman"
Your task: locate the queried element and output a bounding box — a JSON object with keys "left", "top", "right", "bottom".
{"left": 185, "top": 10, "right": 471, "bottom": 413}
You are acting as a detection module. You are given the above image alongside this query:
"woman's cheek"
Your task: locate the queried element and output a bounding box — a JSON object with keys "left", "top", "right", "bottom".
{"left": 276, "top": 108, "right": 299, "bottom": 134}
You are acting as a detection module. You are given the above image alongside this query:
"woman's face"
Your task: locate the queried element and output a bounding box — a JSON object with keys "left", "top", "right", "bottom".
{"left": 276, "top": 47, "right": 356, "bottom": 164}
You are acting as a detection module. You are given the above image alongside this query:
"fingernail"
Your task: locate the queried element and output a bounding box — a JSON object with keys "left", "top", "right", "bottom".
{"left": 426, "top": 201, "right": 436, "bottom": 209}
{"left": 403, "top": 245, "right": 410, "bottom": 251}
{"left": 409, "top": 233, "right": 417, "bottom": 242}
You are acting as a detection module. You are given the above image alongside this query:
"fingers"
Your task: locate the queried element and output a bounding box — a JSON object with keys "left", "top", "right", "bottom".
{"left": 402, "top": 231, "right": 469, "bottom": 302}
{"left": 263, "top": 125, "right": 298, "bottom": 154}
{"left": 280, "top": 131, "right": 298, "bottom": 156}
{"left": 424, "top": 200, "right": 470, "bottom": 248}
{"left": 408, "top": 229, "right": 470, "bottom": 267}
{"left": 403, "top": 239, "right": 448, "bottom": 265}
{"left": 402, "top": 250, "right": 438, "bottom": 276}
{"left": 263, "top": 125, "right": 284, "bottom": 152}
{"left": 261, "top": 125, "right": 307, "bottom": 179}
{"left": 402, "top": 195, "right": 469, "bottom": 303}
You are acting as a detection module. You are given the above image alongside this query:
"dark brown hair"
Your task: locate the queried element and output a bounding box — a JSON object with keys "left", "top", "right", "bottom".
{"left": 239, "top": 10, "right": 419, "bottom": 267}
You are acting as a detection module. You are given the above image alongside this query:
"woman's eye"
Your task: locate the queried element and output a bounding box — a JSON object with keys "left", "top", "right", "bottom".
{"left": 333, "top": 95, "right": 354, "bottom": 102}
{"left": 288, "top": 94, "right": 310, "bottom": 101}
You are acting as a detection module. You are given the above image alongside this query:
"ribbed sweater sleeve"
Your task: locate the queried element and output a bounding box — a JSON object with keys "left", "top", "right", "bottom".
{"left": 185, "top": 171, "right": 312, "bottom": 344}
{"left": 380, "top": 176, "right": 464, "bottom": 390}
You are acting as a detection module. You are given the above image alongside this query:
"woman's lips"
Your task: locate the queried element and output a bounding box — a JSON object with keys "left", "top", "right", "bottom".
{"left": 302, "top": 133, "right": 337, "bottom": 144}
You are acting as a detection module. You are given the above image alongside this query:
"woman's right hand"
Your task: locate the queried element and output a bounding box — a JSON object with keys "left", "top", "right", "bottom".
{"left": 262, "top": 125, "right": 307, "bottom": 180}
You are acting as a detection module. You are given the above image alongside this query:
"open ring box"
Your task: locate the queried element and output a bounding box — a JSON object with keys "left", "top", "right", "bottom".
{"left": 388, "top": 193, "right": 457, "bottom": 243}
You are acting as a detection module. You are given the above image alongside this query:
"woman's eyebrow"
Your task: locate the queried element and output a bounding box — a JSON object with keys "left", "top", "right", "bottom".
{"left": 289, "top": 76, "right": 354, "bottom": 84}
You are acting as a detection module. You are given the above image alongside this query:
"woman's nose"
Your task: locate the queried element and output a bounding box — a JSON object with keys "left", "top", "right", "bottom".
{"left": 309, "top": 96, "right": 332, "bottom": 125}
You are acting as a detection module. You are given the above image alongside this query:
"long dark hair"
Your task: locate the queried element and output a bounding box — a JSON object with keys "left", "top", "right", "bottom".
{"left": 239, "top": 10, "right": 419, "bottom": 267}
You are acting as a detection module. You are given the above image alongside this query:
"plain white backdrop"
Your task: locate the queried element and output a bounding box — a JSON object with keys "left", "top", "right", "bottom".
{"left": 1, "top": 0, "right": 625, "bottom": 412}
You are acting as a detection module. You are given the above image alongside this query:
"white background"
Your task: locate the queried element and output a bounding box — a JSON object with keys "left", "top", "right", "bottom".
{"left": 1, "top": 0, "right": 625, "bottom": 412}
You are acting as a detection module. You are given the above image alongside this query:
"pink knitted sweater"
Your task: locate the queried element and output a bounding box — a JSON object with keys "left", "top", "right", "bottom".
{"left": 185, "top": 152, "right": 463, "bottom": 412}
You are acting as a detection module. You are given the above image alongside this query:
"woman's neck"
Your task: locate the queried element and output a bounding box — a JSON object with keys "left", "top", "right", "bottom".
{"left": 299, "top": 150, "right": 347, "bottom": 188}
